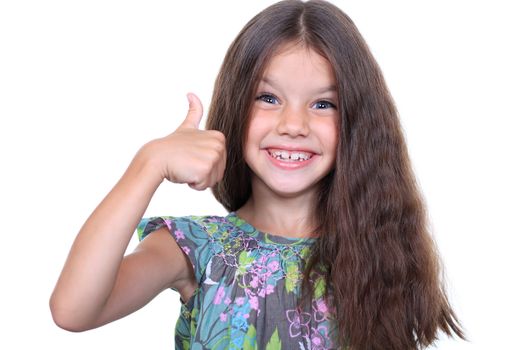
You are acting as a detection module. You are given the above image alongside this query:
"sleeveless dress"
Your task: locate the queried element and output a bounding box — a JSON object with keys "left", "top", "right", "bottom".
{"left": 137, "top": 212, "right": 336, "bottom": 349}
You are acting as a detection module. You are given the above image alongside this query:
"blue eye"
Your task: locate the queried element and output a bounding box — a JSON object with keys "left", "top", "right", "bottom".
{"left": 256, "top": 93, "right": 278, "bottom": 104}
{"left": 313, "top": 100, "right": 336, "bottom": 110}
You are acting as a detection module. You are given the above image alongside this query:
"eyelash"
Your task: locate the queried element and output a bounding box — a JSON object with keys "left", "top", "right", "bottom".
{"left": 256, "top": 93, "right": 279, "bottom": 104}
{"left": 313, "top": 100, "right": 336, "bottom": 110}
{"left": 255, "top": 93, "right": 337, "bottom": 110}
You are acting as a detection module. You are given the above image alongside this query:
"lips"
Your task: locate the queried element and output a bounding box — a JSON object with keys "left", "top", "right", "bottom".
{"left": 267, "top": 148, "right": 313, "bottom": 161}
{"left": 264, "top": 147, "right": 317, "bottom": 170}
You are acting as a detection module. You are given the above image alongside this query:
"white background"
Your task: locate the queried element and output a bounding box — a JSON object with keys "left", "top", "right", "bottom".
{"left": 1, "top": 1, "right": 523, "bottom": 349}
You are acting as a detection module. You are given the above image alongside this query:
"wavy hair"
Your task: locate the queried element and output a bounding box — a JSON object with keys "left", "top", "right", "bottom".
{"left": 205, "top": 1, "right": 465, "bottom": 348}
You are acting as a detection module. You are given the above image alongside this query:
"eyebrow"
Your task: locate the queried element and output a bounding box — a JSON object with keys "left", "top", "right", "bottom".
{"left": 260, "top": 76, "right": 337, "bottom": 94}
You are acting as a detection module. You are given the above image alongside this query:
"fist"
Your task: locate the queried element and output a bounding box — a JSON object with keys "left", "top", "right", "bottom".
{"left": 147, "top": 93, "right": 227, "bottom": 191}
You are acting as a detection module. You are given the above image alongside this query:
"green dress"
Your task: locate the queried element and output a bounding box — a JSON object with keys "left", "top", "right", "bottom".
{"left": 137, "top": 212, "right": 336, "bottom": 349}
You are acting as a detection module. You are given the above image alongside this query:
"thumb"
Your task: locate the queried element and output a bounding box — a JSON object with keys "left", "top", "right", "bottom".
{"left": 180, "top": 93, "right": 204, "bottom": 129}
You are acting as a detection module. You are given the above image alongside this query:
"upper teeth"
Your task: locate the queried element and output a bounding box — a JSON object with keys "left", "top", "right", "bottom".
{"left": 270, "top": 150, "right": 312, "bottom": 161}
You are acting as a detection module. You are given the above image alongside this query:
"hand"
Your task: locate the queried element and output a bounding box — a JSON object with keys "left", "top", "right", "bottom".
{"left": 144, "top": 93, "right": 227, "bottom": 191}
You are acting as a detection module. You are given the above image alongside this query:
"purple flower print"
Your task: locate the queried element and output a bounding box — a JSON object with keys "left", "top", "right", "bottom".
{"left": 213, "top": 286, "right": 225, "bottom": 305}
{"left": 257, "top": 255, "right": 268, "bottom": 264}
{"left": 174, "top": 229, "right": 185, "bottom": 240}
{"left": 265, "top": 284, "right": 275, "bottom": 295}
{"left": 224, "top": 297, "right": 232, "bottom": 305}
{"left": 268, "top": 260, "right": 279, "bottom": 272}
{"left": 250, "top": 276, "right": 259, "bottom": 288}
{"left": 286, "top": 309, "right": 311, "bottom": 338}
{"left": 219, "top": 312, "right": 228, "bottom": 322}
{"left": 313, "top": 298, "right": 329, "bottom": 322}
{"left": 310, "top": 326, "right": 331, "bottom": 350}
{"left": 257, "top": 283, "right": 275, "bottom": 297}
{"left": 249, "top": 295, "right": 259, "bottom": 310}
{"left": 316, "top": 299, "right": 328, "bottom": 313}
{"left": 235, "top": 297, "right": 245, "bottom": 306}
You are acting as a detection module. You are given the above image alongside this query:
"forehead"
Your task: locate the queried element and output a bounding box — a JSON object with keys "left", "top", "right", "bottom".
{"left": 259, "top": 42, "right": 336, "bottom": 88}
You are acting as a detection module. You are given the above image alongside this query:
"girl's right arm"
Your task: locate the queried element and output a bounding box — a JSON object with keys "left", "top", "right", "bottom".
{"left": 49, "top": 93, "right": 226, "bottom": 331}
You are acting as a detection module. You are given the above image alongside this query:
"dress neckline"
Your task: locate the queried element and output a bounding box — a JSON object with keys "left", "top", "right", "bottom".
{"left": 227, "top": 212, "right": 317, "bottom": 246}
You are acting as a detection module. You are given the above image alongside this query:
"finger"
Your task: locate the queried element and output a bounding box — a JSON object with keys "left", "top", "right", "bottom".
{"left": 188, "top": 180, "right": 207, "bottom": 191}
{"left": 217, "top": 146, "right": 227, "bottom": 183}
{"left": 180, "top": 93, "right": 204, "bottom": 129}
{"left": 188, "top": 149, "right": 225, "bottom": 191}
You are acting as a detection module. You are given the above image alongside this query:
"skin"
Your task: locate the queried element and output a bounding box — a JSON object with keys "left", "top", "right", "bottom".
{"left": 237, "top": 43, "right": 338, "bottom": 238}
{"left": 49, "top": 44, "right": 338, "bottom": 332}
{"left": 50, "top": 93, "right": 226, "bottom": 331}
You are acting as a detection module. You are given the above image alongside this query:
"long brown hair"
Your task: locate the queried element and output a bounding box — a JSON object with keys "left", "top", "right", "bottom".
{"left": 206, "top": 1, "right": 465, "bottom": 348}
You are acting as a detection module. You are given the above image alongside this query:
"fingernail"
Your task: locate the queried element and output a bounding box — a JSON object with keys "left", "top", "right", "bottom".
{"left": 186, "top": 93, "right": 193, "bottom": 106}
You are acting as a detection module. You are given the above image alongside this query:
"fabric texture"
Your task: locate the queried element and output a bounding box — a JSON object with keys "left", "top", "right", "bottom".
{"left": 137, "top": 212, "right": 336, "bottom": 350}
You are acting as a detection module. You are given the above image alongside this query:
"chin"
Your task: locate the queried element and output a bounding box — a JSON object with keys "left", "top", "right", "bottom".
{"left": 265, "top": 179, "right": 320, "bottom": 198}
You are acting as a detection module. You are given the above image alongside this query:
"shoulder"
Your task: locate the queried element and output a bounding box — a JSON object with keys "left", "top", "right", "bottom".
{"left": 137, "top": 214, "right": 235, "bottom": 241}
{"left": 136, "top": 213, "right": 240, "bottom": 283}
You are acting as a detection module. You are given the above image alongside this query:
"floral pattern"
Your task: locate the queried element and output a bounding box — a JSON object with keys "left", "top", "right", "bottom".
{"left": 137, "top": 212, "right": 336, "bottom": 349}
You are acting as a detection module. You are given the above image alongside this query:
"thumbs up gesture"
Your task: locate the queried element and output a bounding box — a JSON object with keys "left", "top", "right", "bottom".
{"left": 142, "top": 93, "right": 227, "bottom": 191}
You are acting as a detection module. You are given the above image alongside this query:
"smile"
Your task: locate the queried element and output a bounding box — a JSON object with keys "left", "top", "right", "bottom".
{"left": 267, "top": 148, "right": 313, "bottom": 162}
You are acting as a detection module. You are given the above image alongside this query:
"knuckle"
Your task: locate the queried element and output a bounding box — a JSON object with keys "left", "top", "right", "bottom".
{"left": 210, "top": 130, "right": 226, "bottom": 142}
{"left": 211, "top": 144, "right": 224, "bottom": 157}
{"left": 217, "top": 137, "right": 228, "bottom": 151}
{"left": 190, "top": 173, "right": 205, "bottom": 186}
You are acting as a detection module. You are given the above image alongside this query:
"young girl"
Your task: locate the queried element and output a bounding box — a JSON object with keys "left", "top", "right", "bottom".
{"left": 50, "top": 0, "right": 465, "bottom": 348}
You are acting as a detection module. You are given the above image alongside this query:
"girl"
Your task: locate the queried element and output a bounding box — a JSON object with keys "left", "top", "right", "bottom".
{"left": 50, "top": 0, "right": 465, "bottom": 349}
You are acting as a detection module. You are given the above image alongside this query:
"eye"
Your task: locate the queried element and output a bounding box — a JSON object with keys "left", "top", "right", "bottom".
{"left": 313, "top": 100, "right": 337, "bottom": 110}
{"left": 256, "top": 93, "right": 279, "bottom": 105}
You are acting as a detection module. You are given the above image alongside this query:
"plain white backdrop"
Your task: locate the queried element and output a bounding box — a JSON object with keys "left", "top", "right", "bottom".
{"left": 0, "top": 1, "right": 523, "bottom": 349}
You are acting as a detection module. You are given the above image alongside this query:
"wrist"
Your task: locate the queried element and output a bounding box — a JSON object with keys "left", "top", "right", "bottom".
{"left": 129, "top": 141, "right": 165, "bottom": 188}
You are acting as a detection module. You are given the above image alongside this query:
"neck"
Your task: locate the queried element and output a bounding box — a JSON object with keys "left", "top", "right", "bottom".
{"left": 236, "top": 178, "right": 319, "bottom": 238}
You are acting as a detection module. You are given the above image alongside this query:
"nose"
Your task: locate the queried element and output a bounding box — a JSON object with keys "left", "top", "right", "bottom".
{"left": 276, "top": 105, "right": 310, "bottom": 137}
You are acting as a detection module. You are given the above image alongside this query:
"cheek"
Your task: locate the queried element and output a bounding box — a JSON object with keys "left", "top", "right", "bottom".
{"left": 244, "top": 117, "right": 266, "bottom": 155}
{"left": 250, "top": 108, "right": 275, "bottom": 125}
{"left": 246, "top": 112, "right": 273, "bottom": 139}
{"left": 318, "top": 120, "right": 339, "bottom": 154}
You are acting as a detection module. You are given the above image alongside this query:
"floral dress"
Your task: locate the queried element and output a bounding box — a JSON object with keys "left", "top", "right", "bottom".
{"left": 137, "top": 212, "right": 336, "bottom": 349}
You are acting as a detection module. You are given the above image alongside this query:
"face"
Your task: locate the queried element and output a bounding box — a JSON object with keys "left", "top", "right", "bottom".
{"left": 244, "top": 43, "right": 339, "bottom": 199}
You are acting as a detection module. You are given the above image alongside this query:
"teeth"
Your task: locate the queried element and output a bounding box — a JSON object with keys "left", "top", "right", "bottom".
{"left": 270, "top": 150, "right": 312, "bottom": 161}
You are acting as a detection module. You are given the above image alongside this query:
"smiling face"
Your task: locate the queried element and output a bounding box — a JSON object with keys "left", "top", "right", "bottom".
{"left": 243, "top": 43, "right": 339, "bottom": 200}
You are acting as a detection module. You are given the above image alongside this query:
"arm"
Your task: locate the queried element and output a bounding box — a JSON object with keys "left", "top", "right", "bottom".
{"left": 50, "top": 94, "right": 226, "bottom": 331}
{"left": 89, "top": 226, "right": 196, "bottom": 330}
